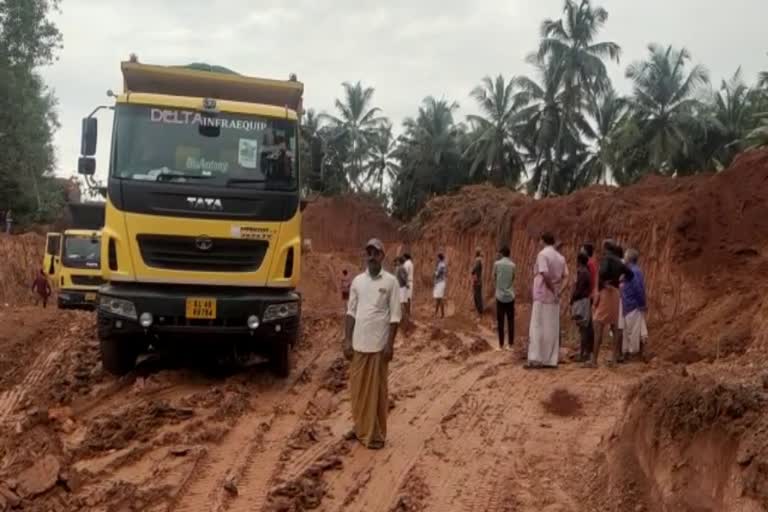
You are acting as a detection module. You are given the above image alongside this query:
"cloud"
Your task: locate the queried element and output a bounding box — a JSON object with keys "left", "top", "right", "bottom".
{"left": 40, "top": 0, "right": 767, "bottom": 182}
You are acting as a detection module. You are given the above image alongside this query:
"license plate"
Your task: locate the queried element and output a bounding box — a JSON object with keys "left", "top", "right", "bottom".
{"left": 85, "top": 293, "right": 97, "bottom": 302}
{"left": 186, "top": 297, "right": 217, "bottom": 319}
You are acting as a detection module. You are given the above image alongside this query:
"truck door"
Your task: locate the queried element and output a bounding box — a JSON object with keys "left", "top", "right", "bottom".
{"left": 44, "top": 233, "right": 62, "bottom": 280}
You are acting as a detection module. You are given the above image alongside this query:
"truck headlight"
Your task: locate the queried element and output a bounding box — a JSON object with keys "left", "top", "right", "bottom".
{"left": 100, "top": 296, "right": 137, "bottom": 320}
{"left": 263, "top": 302, "right": 299, "bottom": 322}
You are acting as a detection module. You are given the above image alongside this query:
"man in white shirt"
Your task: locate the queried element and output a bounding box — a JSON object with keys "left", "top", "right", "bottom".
{"left": 345, "top": 238, "right": 401, "bottom": 449}
{"left": 401, "top": 253, "right": 414, "bottom": 327}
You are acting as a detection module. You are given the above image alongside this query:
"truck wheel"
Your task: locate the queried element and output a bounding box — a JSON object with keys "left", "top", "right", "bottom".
{"left": 99, "top": 335, "right": 138, "bottom": 376}
{"left": 269, "top": 338, "right": 291, "bottom": 378}
{"left": 97, "top": 311, "right": 138, "bottom": 375}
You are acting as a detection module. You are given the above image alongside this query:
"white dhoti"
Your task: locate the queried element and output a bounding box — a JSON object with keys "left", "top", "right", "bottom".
{"left": 433, "top": 281, "right": 446, "bottom": 299}
{"left": 528, "top": 302, "right": 560, "bottom": 367}
{"left": 622, "top": 309, "right": 648, "bottom": 354}
{"left": 399, "top": 286, "right": 409, "bottom": 304}
{"left": 617, "top": 298, "right": 625, "bottom": 330}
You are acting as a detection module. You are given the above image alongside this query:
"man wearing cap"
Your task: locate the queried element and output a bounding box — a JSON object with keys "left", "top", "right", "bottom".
{"left": 344, "top": 238, "right": 401, "bottom": 449}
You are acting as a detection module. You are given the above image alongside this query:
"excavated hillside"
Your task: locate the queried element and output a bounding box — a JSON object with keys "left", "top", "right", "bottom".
{"left": 406, "top": 149, "right": 768, "bottom": 362}
{"left": 0, "top": 234, "right": 45, "bottom": 306}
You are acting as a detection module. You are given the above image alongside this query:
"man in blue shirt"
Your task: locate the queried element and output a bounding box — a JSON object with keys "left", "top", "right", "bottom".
{"left": 621, "top": 248, "right": 648, "bottom": 358}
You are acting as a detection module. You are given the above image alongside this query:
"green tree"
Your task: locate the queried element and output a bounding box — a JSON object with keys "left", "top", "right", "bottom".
{"left": 0, "top": 0, "right": 63, "bottom": 225}
{"left": 516, "top": 61, "right": 585, "bottom": 196}
{"left": 625, "top": 44, "right": 710, "bottom": 174}
{"left": 535, "top": 0, "right": 620, "bottom": 193}
{"left": 579, "top": 86, "right": 628, "bottom": 186}
{"left": 365, "top": 122, "right": 399, "bottom": 196}
{"left": 465, "top": 75, "right": 527, "bottom": 186}
{"left": 391, "top": 97, "right": 466, "bottom": 219}
{"left": 321, "top": 81, "right": 385, "bottom": 190}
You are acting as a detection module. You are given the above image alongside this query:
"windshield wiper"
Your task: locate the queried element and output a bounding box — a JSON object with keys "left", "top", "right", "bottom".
{"left": 156, "top": 172, "right": 215, "bottom": 182}
{"left": 226, "top": 178, "right": 266, "bottom": 187}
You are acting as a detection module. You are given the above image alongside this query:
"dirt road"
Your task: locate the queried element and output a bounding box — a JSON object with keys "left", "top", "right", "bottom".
{"left": 0, "top": 279, "right": 653, "bottom": 512}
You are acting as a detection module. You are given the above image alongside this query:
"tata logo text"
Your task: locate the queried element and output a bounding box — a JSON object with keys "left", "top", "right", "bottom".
{"left": 186, "top": 196, "right": 223, "bottom": 211}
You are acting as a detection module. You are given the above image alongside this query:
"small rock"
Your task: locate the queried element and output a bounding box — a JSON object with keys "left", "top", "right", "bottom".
{"left": 680, "top": 366, "right": 689, "bottom": 377}
{"left": 223, "top": 479, "right": 238, "bottom": 496}
{"left": 48, "top": 406, "right": 74, "bottom": 422}
{"left": 170, "top": 446, "right": 190, "bottom": 457}
{"left": 0, "top": 486, "right": 21, "bottom": 508}
{"left": 59, "top": 471, "right": 83, "bottom": 493}
{"left": 17, "top": 455, "right": 61, "bottom": 498}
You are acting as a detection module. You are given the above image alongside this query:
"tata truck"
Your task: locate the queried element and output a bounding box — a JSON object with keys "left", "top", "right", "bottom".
{"left": 44, "top": 230, "right": 103, "bottom": 308}
{"left": 44, "top": 203, "right": 106, "bottom": 309}
{"left": 77, "top": 58, "right": 319, "bottom": 376}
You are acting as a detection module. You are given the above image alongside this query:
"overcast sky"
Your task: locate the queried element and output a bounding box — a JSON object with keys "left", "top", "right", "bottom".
{"left": 41, "top": 0, "right": 767, "bottom": 182}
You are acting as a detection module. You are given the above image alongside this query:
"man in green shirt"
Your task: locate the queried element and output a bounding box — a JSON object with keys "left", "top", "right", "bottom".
{"left": 493, "top": 246, "right": 516, "bottom": 350}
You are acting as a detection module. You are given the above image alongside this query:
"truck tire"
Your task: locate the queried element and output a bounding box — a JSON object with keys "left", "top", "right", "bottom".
{"left": 99, "top": 335, "right": 138, "bottom": 376}
{"left": 97, "top": 310, "right": 138, "bottom": 376}
{"left": 269, "top": 339, "right": 291, "bottom": 378}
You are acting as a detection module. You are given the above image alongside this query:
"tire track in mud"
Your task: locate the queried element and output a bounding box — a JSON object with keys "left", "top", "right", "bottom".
{"left": 170, "top": 332, "right": 338, "bottom": 512}
{"left": 317, "top": 354, "right": 496, "bottom": 511}
{"left": 0, "top": 346, "right": 62, "bottom": 424}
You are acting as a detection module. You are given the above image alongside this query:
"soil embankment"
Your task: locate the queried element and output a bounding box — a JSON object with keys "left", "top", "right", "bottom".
{"left": 0, "top": 234, "right": 44, "bottom": 307}
{"left": 405, "top": 149, "right": 768, "bottom": 362}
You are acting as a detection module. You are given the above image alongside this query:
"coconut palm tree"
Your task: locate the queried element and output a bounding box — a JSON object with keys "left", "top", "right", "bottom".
{"left": 578, "top": 86, "right": 628, "bottom": 186}
{"left": 365, "top": 122, "right": 399, "bottom": 196}
{"left": 703, "top": 68, "right": 764, "bottom": 167}
{"left": 626, "top": 44, "right": 710, "bottom": 174}
{"left": 516, "top": 61, "right": 585, "bottom": 196}
{"left": 321, "top": 81, "right": 386, "bottom": 189}
{"left": 538, "top": 0, "right": 621, "bottom": 99}
{"left": 465, "top": 75, "right": 527, "bottom": 186}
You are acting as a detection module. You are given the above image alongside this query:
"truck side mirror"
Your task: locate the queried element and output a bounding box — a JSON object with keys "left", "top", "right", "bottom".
{"left": 310, "top": 138, "right": 324, "bottom": 176}
{"left": 78, "top": 156, "right": 96, "bottom": 176}
{"left": 81, "top": 117, "right": 98, "bottom": 156}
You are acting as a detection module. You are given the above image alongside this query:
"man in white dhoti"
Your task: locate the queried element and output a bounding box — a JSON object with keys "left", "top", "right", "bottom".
{"left": 526, "top": 232, "right": 566, "bottom": 369}
{"left": 621, "top": 248, "right": 648, "bottom": 358}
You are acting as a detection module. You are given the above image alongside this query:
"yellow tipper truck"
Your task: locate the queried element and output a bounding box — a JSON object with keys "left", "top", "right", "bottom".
{"left": 77, "top": 58, "right": 316, "bottom": 376}
{"left": 44, "top": 203, "right": 106, "bottom": 309}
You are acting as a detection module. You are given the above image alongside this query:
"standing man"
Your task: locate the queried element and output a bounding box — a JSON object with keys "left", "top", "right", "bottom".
{"left": 31, "top": 269, "right": 52, "bottom": 308}
{"left": 395, "top": 257, "right": 409, "bottom": 316}
{"left": 471, "top": 249, "right": 483, "bottom": 317}
{"left": 344, "top": 239, "right": 401, "bottom": 449}
{"left": 582, "top": 243, "right": 598, "bottom": 298}
{"left": 4, "top": 210, "right": 12, "bottom": 234}
{"left": 402, "top": 253, "right": 414, "bottom": 325}
{"left": 570, "top": 253, "right": 594, "bottom": 362}
{"left": 527, "top": 232, "right": 566, "bottom": 369}
{"left": 589, "top": 240, "right": 634, "bottom": 368}
{"left": 340, "top": 269, "right": 352, "bottom": 303}
{"left": 621, "top": 248, "right": 648, "bottom": 358}
{"left": 492, "top": 246, "right": 516, "bottom": 351}
{"left": 432, "top": 253, "right": 447, "bottom": 319}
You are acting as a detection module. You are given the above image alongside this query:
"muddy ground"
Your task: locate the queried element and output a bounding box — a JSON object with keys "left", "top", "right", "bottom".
{"left": 1, "top": 252, "right": 765, "bottom": 512}
{"left": 2, "top": 152, "right": 768, "bottom": 511}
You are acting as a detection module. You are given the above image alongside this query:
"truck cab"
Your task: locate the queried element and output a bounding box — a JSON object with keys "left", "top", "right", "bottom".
{"left": 78, "top": 59, "right": 319, "bottom": 376}
{"left": 53, "top": 230, "right": 103, "bottom": 309}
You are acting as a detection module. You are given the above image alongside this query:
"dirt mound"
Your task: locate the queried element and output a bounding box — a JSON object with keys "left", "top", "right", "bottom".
{"left": 585, "top": 371, "right": 768, "bottom": 511}
{"left": 302, "top": 195, "right": 402, "bottom": 252}
{"left": 0, "top": 234, "right": 44, "bottom": 306}
{"left": 541, "top": 389, "right": 583, "bottom": 417}
{"left": 406, "top": 149, "right": 768, "bottom": 362}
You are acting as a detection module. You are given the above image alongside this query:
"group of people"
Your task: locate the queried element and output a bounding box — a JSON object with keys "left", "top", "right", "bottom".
{"left": 340, "top": 235, "right": 648, "bottom": 450}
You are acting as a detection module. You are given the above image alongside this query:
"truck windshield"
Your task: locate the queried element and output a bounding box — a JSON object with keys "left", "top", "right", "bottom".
{"left": 111, "top": 104, "right": 298, "bottom": 190}
{"left": 63, "top": 235, "right": 101, "bottom": 269}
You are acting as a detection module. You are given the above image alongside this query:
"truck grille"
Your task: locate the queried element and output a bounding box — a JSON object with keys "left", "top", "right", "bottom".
{"left": 70, "top": 275, "right": 105, "bottom": 286}
{"left": 137, "top": 235, "right": 268, "bottom": 272}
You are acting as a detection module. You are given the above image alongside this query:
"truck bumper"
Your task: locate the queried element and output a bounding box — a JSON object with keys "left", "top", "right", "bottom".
{"left": 58, "top": 288, "right": 99, "bottom": 309}
{"left": 97, "top": 282, "right": 300, "bottom": 338}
